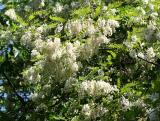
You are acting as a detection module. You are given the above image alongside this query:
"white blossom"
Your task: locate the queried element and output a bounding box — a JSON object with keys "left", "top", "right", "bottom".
{"left": 40, "top": 0, "right": 45, "bottom": 7}
{"left": 65, "top": 20, "right": 82, "bottom": 36}
{"left": 150, "top": 12, "right": 158, "bottom": 19}
{"left": 146, "top": 47, "right": 155, "bottom": 60}
{"left": 36, "top": 26, "right": 44, "bottom": 33}
{"left": 31, "top": 49, "right": 40, "bottom": 58}
{"left": 96, "top": 35, "right": 110, "bottom": 44}
{"left": 30, "top": 93, "right": 38, "bottom": 101}
{"left": 82, "top": 104, "right": 91, "bottom": 117}
{"left": 5, "top": 9, "right": 17, "bottom": 20}
{"left": 21, "top": 31, "right": 32, "bottom": 46}
{"left": 43, "top": 84, "right": 51, "bottom": 92}
{"left": 137, "top": 52, "right": 145, "bottom": 59}
{"left": 71, "top": 1, "right": 80, "bottom": 8}
{"left": 97, "top": 19, "right": 106, "bottom": 28}
{"left": 98, "top": 69, "right": 104, "bottom": 76}
{"left": 54, "top": 37, "right": 61, "bottom": 48}
{"left": 34, "top": 39, "right": 45, "bottom": 52}
{"left": 64, "top": 77, "right": 78, "bottom": 91}
{"left": 71, "top": 62, "right": 79, "bottom": 71}
{"left": 79, "top": 80, "right": 118, "bottom": 97}
{"left": 54, "top": 2, "right": 63, "bottom": 13}
{"left": 129, "top": 49, "right": 137, "bottom": 58}
{"left": 121, "top": 96, "right": 132, "bottom": 110}
{"left": 123, "top": 41, "right": 132, "bottom": 49}
{"left": 137, "top": 7, "right": 146, "bottom": 15}
{"left": 110, "top": 9, "right": 117, "bottom": 15}
{"left": 107, "top": 19, "right": 119, "bottom": 28}
{"left": 86, "top": 24, "right": 96, "bottom": 35}
{"left": 55, "top": 24, "right": 63, "bottom": 33}
{"left": 102, "top": 6, "right": 107, "bottom": 11}
{"left": 96, "top": 80, "right": 116, "bottom": 94}
{"left": 149, "top": 4, "right": 154, "bottom": 10}
{"left": 103, "top": 26, "right": 112, "bottom": 36}
{"left": 142, "top": 0, "right": 149, "bottom": 4}
{"left": 131, "top": 35, "right": 137, "bottom": 43}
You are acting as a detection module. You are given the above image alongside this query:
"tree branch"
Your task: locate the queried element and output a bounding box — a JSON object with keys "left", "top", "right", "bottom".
{"left": 2, "top": 72, "right": 25, "bottom": 105}
{"left": 99, "top": 48, "right": 116, "bottom": 50}
{"left": 137, "top": 56, "right": 160, "bottom": 68}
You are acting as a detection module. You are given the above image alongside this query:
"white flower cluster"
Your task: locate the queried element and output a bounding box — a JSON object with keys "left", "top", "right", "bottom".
{"left": 97, "top": 18, "right": 119, "bottom": 36}
{"left": 121, "top": 96, "right": 132, "bottom": 110}
{"left": 23, "top": 37, "right": 82, "bottom": 102}
{"left": 64, "top": 77, "right": 78, "bottom": 92}
{"left": 81, "top": 103, "right": 107, "bottom": 119}
{"left": 23, "top": 62, "right": 42, "bottom": 84}
{"left": 23, "top": 32, "right": 116, "bottom": 102}
{"left": 144, "top": 23, "right": 156, "bottom": 41}
{"left": 30, "top": 84, "right": 51, "bottom": 101}
{"left": 124, "top": 35, "right": 138, "bottom": 49}
{"left": 65, "top": 19, "right": 83, "bottom": 36}
{"left": 82, "top": 18, "right": 96, "bottom": 36}
{"left": 30, "top": 93, "right": 38, "bottom": 102}
{"left": 124, "top": 34, "right": 156, "bottom": 63}
{"left": 36, "top": 25, "right": 46, "bottom": 34}
{"left": 137, "top": 47, "right": 155, "bottom": 62}
{"left": 79, "top": 80, "right": 118, "bottom": 97}
{"left": 21, "top": 9, "right": 120, "bottom": 103}
{"left": 20, "top": 31, "right": 33, "bottom": 46}
{"left": 146, "top": 47, "right": 156, "bottom": 61}
{"left": 20, "top": 25, "right": 44, "bottom": 46}
{"left": 71, "top": 1, "right": 80, "bottom": 8}
{"left": 79, "top": 34, "right": 110, "bottom": 60}
{"left": 53, "top": 2, "right": 63, "bottom": 13}
{"left": 33, "top": 38, "right": 79, "bottom": 83}
{"left": 82, "top": 104, "right": 91, "bottom": 117}
{"left": 150, "top": 12, "right": 158, "bottom": 19}
{"left": 54, "top": 23, "right": 63, "bottom": 33}
{"left": 142, "top": 0, "right": 149, "bottom": 5}
{"left": 121, "top": 96, "right": 147, "bottom": 111}
{"left": 65, "top": 18, "right": 119, "bottom": 37}
{"left": 5, "top": 9, "right": 17, "bottom": 20}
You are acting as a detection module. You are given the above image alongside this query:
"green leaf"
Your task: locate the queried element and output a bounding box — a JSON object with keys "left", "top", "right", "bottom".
{"left": 0, "top": 55, "right": 5, "bottom": 64}
{"left": 44, "top": 23, "right": 58, "bottom": 29}
{"left": 49, "top": 16, "right": 66, "bottom": 23}
{"left": 108, "top": 50, "right": 117, "bottom": 59}
{"left": 49, "top": 115, "right": 65, "bottom": 121}
{"left": 72, "top": 7, "right": 91, "bottom": 18}
{"left": 121, "top": 82, "right": 136, "bottom": 94}
{"left": 16, "top": 15, "right": 27, "bottom": 26}
{"left": 28, "top": 10, "right": 47, "bottom": 21}
{"left": 93, "top": 6, "right": 101, "bottom": 18}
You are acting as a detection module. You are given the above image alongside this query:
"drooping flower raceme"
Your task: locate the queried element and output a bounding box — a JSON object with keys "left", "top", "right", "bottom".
{"left": 146, "top": 47, "right": 155, "bottom": 61}
{"left": 5, "top": 9, "right": 17, "bottom": 20}
{"left": 81, "top": 103, "right": 108, "bottom": 119}
{"left": 22, "top": 16, "right": 119, "bottom": 104}
{"left": 79, "top": 80, "right": 118, "bottom": 97}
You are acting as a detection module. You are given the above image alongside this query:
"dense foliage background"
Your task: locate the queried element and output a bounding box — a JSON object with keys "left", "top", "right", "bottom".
{"left": 0, "top": 0, "right": 160, "bottom": 121}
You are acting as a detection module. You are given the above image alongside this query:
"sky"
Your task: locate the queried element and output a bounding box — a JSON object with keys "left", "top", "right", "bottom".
{"left": 0, "top": 3, "right": 5, "bottom": 11}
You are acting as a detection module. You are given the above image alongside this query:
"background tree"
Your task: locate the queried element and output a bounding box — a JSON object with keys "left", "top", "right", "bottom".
{"left": 0, "top": 0, "right": 160, "bottom": 121}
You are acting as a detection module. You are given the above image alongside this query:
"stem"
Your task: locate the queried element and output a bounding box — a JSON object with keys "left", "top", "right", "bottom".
{"left": 137, "top": 56, "right": 160, "bottom": 68}
{"left": 2, "top": 72, "right": 25, "bottom": 105}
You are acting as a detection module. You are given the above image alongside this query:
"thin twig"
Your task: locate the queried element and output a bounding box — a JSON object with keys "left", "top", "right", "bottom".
{"left": 137, "top": 56, "right": 160, "bottom": 68}
{"left": 2, "top": 72, "right": 25, "bottom": 105}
